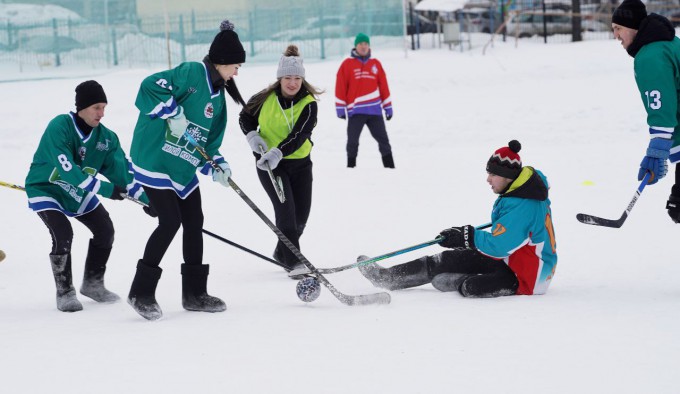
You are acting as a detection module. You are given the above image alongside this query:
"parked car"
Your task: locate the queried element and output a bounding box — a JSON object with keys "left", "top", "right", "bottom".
{"left": 506, "top": 10, "right": 608, "bottom": 37}
{"left": 453, "top": 7, "right": 503, "bottom": 33}
{"left": 348, "top": 12, "right": 438, "bottom": 37}
{"left": 272, "top": 16, "right": 349, "bottom": 41}
{"left": 406, "top": 14, "right": 439, "bottom": 35}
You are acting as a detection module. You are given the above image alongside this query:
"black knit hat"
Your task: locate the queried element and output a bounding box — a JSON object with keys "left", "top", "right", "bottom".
{"left": 486, "top": 140, "right": 522, "bottom": 179}
{"left": 612, "top": 0, "right": 647, "bottom": 30}
{"left": 208, "top": 20, "right": 246, "bottom": 65}
{"left": 75, "top": 80, "right": 107, "bottom": 111}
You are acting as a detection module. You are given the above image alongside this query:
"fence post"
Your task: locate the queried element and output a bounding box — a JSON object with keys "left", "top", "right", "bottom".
{"left": 111, "top": 28, "right": 118, "bottom": 66}
{"left": 248, "top": 9, "right": 256, "bottom": 57}
{"left": 179, "top": 14, "right": 186, "bottom": 63}
{"left": 572, "top": 0, "right": 582, "bottom": 42}
{"left": 52, "top": 18, "right": 61, "bottom": 67}
{"left": 6, "top": 21, "right": 13, "bottom": 49}
{"left": 319, "top": 7, "right": 326, "bottom": 60}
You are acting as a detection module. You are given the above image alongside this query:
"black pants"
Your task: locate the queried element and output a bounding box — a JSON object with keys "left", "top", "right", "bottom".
{"left": 431, "top": 249, "right": 519, "bottom": 297}
{"left": 37, "top": 205, "right": 114, "bottom": 255}
{"left": 256, "top": 156, "right": 313, "bottom": 268}
{"left": 141, "top": 186, "right": 204, "bottom": 267}
{"left": 347, "top": 114, "right": 392, "bottom": 159}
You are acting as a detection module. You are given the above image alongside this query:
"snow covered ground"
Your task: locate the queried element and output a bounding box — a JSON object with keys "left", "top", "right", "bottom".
{"left": 1, "top": 36, "right": 679, "bottom": 393}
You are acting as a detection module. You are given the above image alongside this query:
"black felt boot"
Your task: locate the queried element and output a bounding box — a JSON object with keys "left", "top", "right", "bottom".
{"left": 181, "top": 264, "right": 226, "bottom": 312}
{"left": 432, "top": 273, "right": 473, "bottom": 292}
{"left": 127, "top": 260, "right": 163, "bottom": 321}
{"left": 49, "top": 254, "right": 83, "bottom": 312}
{"left": 358, "top": 255, "right": 432, "bottom": 290}
{"left": 382, "top": 154, "right": 395, "bottom": 169}
{"left": 348, "top": 157, "right": 356, "bottom": 168}
{"left": 80, "top": 240, "right": 120, "bottom": 303}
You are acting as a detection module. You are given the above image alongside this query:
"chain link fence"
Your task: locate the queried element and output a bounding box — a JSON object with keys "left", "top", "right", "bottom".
{"left": 1, "top": 0, "right": 679, "bottom": 73}
{"left": 0, "top": 0, "right": 407, "bottom": 73}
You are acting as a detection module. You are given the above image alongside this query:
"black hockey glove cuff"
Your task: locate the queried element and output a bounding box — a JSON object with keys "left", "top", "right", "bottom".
{"left": 110, "top": 185, "right": 127, "bottom": 201}
{"left": 438, "top": 225, "right": 475, "bottom": 249}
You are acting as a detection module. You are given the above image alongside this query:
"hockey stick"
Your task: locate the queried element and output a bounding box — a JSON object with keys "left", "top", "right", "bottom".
{"left": 288, "top": 222, "right": 493, "bottom": 277}
{"left": 259, "top": 145, "right": 286, "bottom": 203}
{"left": 122, "top": 195, "right": 286, "bottom": 269}
{"left": 576, "top": 172, "right": 651, "bottom": 228}
{"left": 0, "top": 179, "right": 285, "bottom": 269}
{"left": 184, "top": 132, "right": 390, "bottom": 306}
{"left": 0, "top": 180, "right": 26, "bottom": 191}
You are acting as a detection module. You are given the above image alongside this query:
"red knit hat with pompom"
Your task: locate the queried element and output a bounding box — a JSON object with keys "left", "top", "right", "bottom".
{"left": 486, "top": 140, "right": 522, "bottom": 179}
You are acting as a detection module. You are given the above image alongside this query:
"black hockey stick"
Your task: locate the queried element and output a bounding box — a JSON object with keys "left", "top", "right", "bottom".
{"left": 288, "top": 223, "right": 492, "bottom": 277}
{"left": 576, "top": 172, "right": 651, "bottom": 228}
{"left": 184, "top": 132, "right": 390, "bottom": 306}
{"left": 123, "top": 195, "right": 286, "bottom": 269}
{"left": 0, "top": 179, "right": 286, "bottom": 269}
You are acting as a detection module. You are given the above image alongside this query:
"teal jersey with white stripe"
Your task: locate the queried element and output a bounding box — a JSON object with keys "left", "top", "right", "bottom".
{"left": 130, "top": 61, "right": 228, "bottom": 198}
{"left": 25, "top": 113, "right": 146, "bottom": 216}
{"left": 474, "top": 167, "right": 557, "bottom": 295}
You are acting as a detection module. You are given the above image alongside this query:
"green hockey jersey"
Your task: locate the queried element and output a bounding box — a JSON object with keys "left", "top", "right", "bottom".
{"left": 130, "top": 61, "right": 229, "bottom": 198}
{"left": 630, "top": 15, "right": 680, "bottom": 163}
{"left": 25, "top": 113, "right": 145, "bottom": 216}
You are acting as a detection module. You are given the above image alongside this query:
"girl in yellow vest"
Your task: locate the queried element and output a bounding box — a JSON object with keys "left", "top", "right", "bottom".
{"left": 239, "top": 45, "right": 324, "bottom": 272}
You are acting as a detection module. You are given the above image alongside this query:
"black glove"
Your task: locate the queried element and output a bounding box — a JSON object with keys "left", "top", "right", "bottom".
{"left": 109, "top": 185, "right": 127, "bottom": 201}
{"left": 438, "top": 225, "right": 475, "bottom": 249}
{"left": 667, "top": 194, "right": 680, "bottom": 223}
{"left": 143, "top": 202, "right": 158, "bottom": 218}
{"left": 385, "top": 113, "right": 392, "bottom": 121}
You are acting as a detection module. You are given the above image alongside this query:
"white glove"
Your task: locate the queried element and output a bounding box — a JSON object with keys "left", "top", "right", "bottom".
{"left": 212, "top": 162, "right": 232, "bottom": 188}
{"left": 246, "top": 130, "right": 268, "bottom": 153}
{"left": 167, "top": 106, "right": 189, "bottom": 138}
{"left": 256, "top": 148, "right": 283, "bottom": 171}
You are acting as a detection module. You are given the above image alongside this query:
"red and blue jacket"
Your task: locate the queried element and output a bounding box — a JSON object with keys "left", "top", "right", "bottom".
{"left": 474, "top": 167, "right": 557, "bottom": 295}
{"left": 335, "top": 49, "right": 392, "bottom": 118}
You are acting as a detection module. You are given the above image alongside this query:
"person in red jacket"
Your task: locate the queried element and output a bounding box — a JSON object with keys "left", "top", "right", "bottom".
{"left": 335, "top": 33, "right": 394, "bottom": 169}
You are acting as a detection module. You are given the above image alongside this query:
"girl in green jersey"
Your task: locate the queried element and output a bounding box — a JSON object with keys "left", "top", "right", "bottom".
{"left": 127, "top": 20, "right": 246, "bottom": 320}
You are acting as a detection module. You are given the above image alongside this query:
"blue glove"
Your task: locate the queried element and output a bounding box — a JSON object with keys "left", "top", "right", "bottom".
{"left": 212, "top": 162, "right": 231, "bottom": 188}
{"left": 336, "top": 107, "right": 346, "bottom": 119}
{"left": 246, "top": 130, "right": 268, "bottom": 153}
{"left": 638, "top": 138, "right": 672, "bottom": 185}
{"left": 385, "top": 106, "right": 393, "bottom": 121}
{"left": 167, "top": 106, "right": 189, "bottom": 138}
{"left": 257, "top": 148, "right": 283, "bottom": 170}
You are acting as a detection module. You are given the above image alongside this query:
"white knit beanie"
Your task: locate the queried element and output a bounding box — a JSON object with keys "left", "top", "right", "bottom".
{"left": 276, "top": 55, "right": 305, "bottom": 79}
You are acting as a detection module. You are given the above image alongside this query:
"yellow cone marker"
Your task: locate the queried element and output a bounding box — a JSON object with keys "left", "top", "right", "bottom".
{"left": 581, "top": 180, "right": 595, "bottom": 186}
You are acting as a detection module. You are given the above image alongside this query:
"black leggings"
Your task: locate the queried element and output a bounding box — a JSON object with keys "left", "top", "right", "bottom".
{"left": 256, "top": 156, "right": 313, "bottom": 268}
{"left": 142, "top": 186, "right": 204, "bottom": 267}
{"left": 37, "top": 205, "right": 114, "bottom": 255}
{"left": 432, "top": 249, "right": 519, "bottom": 297}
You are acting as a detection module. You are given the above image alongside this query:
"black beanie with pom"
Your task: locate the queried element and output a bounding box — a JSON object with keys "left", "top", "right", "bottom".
{"left": 208, "top": 20, "right": 246, "bottom": 65}
{"left": 486, "top": 140, "right": 523, "bottom": 179}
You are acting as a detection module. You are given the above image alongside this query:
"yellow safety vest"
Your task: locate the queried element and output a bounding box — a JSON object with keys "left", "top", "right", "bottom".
{"left": 258, "top": 92, "right": 316, "bottom": 159}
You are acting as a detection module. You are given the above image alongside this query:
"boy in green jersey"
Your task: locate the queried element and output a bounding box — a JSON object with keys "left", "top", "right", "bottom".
{"left": 26, "top": 80, "right": 150, "bottom": 312}
{"left": 611, "top": 0, "right": 680, "bottom": 222}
